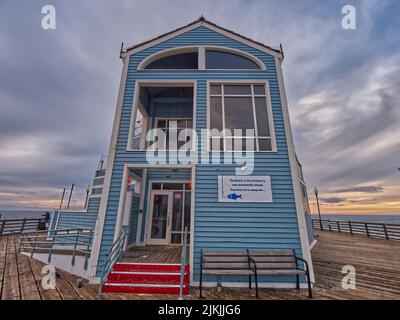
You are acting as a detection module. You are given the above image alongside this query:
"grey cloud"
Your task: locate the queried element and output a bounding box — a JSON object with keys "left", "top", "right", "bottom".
{"left": 333, "top": 186, "right": 384, "bottom": 193}
{"left": 320, "top": 197, "right": 346, "bottom": 204}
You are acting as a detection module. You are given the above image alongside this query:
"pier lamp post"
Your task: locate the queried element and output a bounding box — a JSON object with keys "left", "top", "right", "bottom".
{"left": 314, "top": 187, "right": 323, "bottom": 230}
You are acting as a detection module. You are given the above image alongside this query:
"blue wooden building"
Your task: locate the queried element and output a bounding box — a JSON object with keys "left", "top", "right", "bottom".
{"left": 48, "top": 17, "right": 315, "bottom": 295}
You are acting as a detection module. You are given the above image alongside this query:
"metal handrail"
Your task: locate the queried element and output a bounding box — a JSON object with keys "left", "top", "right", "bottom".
{"left": 0, "top": 218, "right": 46, "bottom": 236}
{"left": 178, "top": 226, "right": 189, "bottom": 300}
{"left": 99, "top": 225, "right": 129, "bottom": 295}
{"left": 19, "top": 228, "right": 94, "bottom": 269}
{"left": 312, "top": 218, "right": 400, "bottom": 241}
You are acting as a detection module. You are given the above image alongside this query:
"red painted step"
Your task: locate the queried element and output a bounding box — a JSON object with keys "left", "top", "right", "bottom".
{"left": 102, "top": 262, "right": 190, "bottom": 295}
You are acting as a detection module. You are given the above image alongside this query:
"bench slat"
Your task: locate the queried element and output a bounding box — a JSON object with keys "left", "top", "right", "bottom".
{"left": 256, "top": 269, "right": 305, "bottom": 275}
{"left": 203, "top": 256, "right": 249, "bottom": 262}
{"left": 202, "top": 251, "right": 247, "bottom": 256}
{"left": 203, "top": 269, "right": 254, "bottom": 275}
{"left": 251, "top": 257, "right": 295, "bottom": 263}
{"left": 248, "top": 251, "right": 294, "bottom": 256}
{"left": 203, "top": 262, "right": 250, "bottom": 269}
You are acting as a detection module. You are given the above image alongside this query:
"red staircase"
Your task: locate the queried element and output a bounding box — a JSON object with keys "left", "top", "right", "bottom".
{"left": 101, "top": 262, "right": 190, "bottom": 295}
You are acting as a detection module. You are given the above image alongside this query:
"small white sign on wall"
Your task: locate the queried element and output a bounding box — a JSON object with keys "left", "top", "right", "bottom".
{"left": 218, "top": 176, "right": 273, "bottom": 203}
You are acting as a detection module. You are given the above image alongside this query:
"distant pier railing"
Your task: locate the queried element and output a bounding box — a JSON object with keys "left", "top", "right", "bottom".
{"left": 0, "top": 218, "right": 46, "bottom": 237}
{"left": 312, "top": 219, "right": 400, "bottom": 241}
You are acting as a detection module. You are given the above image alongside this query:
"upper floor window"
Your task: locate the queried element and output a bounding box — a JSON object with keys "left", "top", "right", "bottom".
{"left": 208, "top": 83, "right": 275, "bottom": 152}
{"left": 145, "top": 51, "right": 198, "bottom": 69}
{"left": 140, "top": 46, "right": 265, "bottom": 70}
{"left": 205, "top": 49, "right": 261, "bottom": 69}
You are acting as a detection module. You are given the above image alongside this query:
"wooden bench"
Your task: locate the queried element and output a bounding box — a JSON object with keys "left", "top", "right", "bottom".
{"left": 199, "top": 250, "right": 256, "bottom": 298}
{"left": 199, "top": 249, "right": 312, "bottom": 298}
{"left": 248, "top": 249, "right": 312, "bottom": 298}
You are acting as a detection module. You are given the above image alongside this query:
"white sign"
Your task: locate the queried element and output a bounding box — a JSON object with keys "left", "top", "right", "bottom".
{"left": 218, "top": 176, "right": 273, "bottom": 203}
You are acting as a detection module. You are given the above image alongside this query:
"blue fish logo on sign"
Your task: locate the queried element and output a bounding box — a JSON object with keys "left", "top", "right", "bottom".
{"left": 227, "top": 193, "right": 242, "bottom": 200}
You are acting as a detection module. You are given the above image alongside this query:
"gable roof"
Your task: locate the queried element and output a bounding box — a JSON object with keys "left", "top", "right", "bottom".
{"left": 121, "top": 17, "right": 283, "bottom": 59}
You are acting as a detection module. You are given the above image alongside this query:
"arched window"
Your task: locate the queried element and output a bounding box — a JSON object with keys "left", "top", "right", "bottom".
{"left": 144, "top": 51, "right": 198, "bottom": 69}
{"left": 140, "top": 47, "right": 264, "bottom": 70}
{"left": 205, "top": 49, "right": 261, "bottom": 69}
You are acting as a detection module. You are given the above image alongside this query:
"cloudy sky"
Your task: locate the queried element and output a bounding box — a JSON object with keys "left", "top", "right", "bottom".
{"left": 0, "top": 0, "right": 399, "bottom": 214}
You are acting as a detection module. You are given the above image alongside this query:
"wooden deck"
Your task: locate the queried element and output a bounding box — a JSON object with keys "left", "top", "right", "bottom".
{"left": 1, "top": 231, "right": 399, "bottom": 300}
{"left": 121, "top": 245, "right": 183, "bottom": 263}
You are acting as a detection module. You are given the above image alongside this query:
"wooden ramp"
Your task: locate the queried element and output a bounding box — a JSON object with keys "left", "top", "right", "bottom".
{"left": 1, "top": 231, "right": 399, "bottom": 300}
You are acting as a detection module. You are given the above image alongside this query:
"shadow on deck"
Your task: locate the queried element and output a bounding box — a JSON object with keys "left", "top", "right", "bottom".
{"left": 1, "top": 231, "right": 399, "bottom": 300}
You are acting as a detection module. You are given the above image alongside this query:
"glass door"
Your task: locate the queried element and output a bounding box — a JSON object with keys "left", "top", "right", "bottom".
{"left": 147, "top": 191, "right": 172, "bottom": 245}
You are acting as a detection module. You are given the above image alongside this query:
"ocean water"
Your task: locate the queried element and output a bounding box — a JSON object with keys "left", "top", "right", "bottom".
{"left": 0, "top": 210, "right": 50, "bottom": 220}
{"left": 311, "top": 214, "right": 400, "bottom": 224}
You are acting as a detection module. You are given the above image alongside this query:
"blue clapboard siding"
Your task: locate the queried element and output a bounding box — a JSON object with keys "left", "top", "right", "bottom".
{"left": 55, "top": 197, "right": 100, "bottom": 231}
{"left": 127, "top": 196, "right": 140, "bottom": 245}
{"left": 95, "top": 25, "right": 304, "bottom": 283}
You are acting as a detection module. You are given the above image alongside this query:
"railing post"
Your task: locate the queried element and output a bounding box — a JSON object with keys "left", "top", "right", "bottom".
{"left": 31, "top": 233, "right": 38, "bottom": 258}
{"left": 179, "top": 226, "right": 188, "bottom": 300}
{"left": 337, "top": 221, "right": 341, "bottom": 233}
{"left": 365, "top": 223, "right": 369, "bottom": 237}
{"left": 71, "top": 230, "right": 79, "bottom": 266}
{"left": 20, "top": 218, "right": 26, "bottom": 233}
{"left": 349, "top": 221, "right": 353, "bottom": 235}
{"left": 0, "top": 220, "right": 5, "bottom": 236}
{"left": 383, "top": 224, "right": 389, "bottom": 240}
{"left": 328, "top": 220, "right": 331, "bottom": 232}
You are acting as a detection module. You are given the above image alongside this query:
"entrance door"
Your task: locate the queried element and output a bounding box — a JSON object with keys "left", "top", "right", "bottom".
{"left": 147, "top": 191, "right": 172, "bottom": 245}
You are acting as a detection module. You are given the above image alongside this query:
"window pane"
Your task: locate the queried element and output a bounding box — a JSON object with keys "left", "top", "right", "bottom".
{"left": 255, "top": 97, "right": 271, "bottom": 137}
{"left": 210, "top": 137, "right": 223, "bottom": 151}
{"left": 176, "top": 119, "right": 187, "bottom": 128}
{"left": 171, "top": 192, "right": 183, "bottom": 232}
{"left": 224, "top": 97, "right": 254, "bottom": 132}
{"left": 225, "top": 138, "right": 255, "bottom": 151}
{"left": 152, "top": 183, "right": 162, "bottom": 190}
{"left": 210, "top": 97, "right": 223, "bottom": 130}
{"left": 145, "top": 52, "right": 198, "bottom": 69}
{"left": 184, "top": 192, "right": 191, "bottom": 233}
{"left": 171, "top": 233, "right": 182, "bottom": 244}
{"left": 157, "top": 120, "right": 166, "bottom": 128}
{"left": 254, "top": 85, "right": 266, "bottom": 95}
{"left": 210, "top": 85, "right": 221, "bottom": 95}
{"left": 259, "top": 138, "right": 272, "bottom": 151}
{"left": 163, "top": 183, "right": 184, "bottom": 190}
{"left": 206, "top": 50, "right": 260, "bottom": 69}
{"left": 224, "top": 85, "right": 251, "bottom": 95}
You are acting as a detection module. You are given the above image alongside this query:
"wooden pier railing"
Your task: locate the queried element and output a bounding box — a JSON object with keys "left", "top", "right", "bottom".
{"left": 312, "top": 218, "right": 400, "bottom": 241}
{"left": 0, "top": 218, "right": 46, "bottom": 237}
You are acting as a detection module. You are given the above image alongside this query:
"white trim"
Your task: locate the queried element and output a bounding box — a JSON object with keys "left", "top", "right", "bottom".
{"left": 146, "top": 190, "right": 173, "bottom": 245}
{"left": 121, "top": 20, "right": 282, "bottom": 60}
{"left": 88, "top": 57, "right": 130, "bottom": 278}
{"left": 191, "top": 281, "right": 312, "bottom": 289}
{"left": 189, "top": 166, "right": 195, "bottom": 284}
{"left": 126, "top": 80, "right": 197, "bottom": 152}
{"left": 309, "top": 239, "right": 317, "bottom": 250}
{"left": 137, "top": 45, "right": 266, "bottom": 71}
{"left": 135, "top": 168, "right": 147, "bottom": 245}
{"left": 113, "top": 166, "right": 129, "bottom": 242}
{"left": 275, "top": 56, "right": 315, "bottom": 283}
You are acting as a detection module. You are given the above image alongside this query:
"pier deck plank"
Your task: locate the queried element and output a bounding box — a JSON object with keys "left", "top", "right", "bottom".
{"left": 0, "top": 231, "right": 399, "bottom": 300}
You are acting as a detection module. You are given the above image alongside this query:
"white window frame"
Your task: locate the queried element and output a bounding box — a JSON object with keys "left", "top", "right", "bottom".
{"left": 206, "top": 80, "right": 277, "bottom": 152}
{"left": 138, "top": 46, "right": 266, "bottom": 71}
